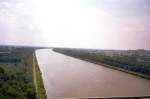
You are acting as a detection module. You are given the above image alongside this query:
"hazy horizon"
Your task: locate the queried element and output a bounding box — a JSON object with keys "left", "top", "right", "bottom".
{"left": 0, "top": 0, "right": 150, "bottom": 50}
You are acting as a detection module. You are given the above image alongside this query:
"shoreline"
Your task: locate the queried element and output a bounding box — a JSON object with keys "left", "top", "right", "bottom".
{"left": 33, "top": 52, "right": 46, "bottom": 99}
{"left": 53, "top": 50, "right": 150, "bottom": 80}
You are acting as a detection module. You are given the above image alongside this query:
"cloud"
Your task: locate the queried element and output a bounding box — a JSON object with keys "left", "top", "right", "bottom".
{"left": 90, "top": 0, "right": 150, "bottom": 17}
{"left": 0, "top": 0, "right": 150, "bottom": 49}
{"left": 0, "top": 0, "right": 43, "bottom": 45}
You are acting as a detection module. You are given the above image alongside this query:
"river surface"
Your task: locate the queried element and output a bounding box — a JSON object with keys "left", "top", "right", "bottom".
{"left": 35, "top": 49, "right": 150, "bottom": 98}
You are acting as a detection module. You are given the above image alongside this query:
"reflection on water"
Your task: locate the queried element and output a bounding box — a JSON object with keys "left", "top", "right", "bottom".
{"left": 36, "top": 49, "right": 150, "bottom": 98}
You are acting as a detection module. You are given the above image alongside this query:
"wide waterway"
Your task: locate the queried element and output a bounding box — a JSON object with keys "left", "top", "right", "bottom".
{"left": 35, "top": 49, "right": 150, "bottom": 98}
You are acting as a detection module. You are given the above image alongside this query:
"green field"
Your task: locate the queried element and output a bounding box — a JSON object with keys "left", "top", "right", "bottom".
{"left": 0, "top": 46, "right": 45, "bottom": 99}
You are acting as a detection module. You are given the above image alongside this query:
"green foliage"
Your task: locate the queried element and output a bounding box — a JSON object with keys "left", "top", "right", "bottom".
{"left": 0, "top": 47, "right": 37, "bottom": 99}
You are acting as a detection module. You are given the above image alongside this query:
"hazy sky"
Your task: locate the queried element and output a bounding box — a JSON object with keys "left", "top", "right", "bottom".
{"left": 0, "top": 0, "right": 150, "bottom": 49}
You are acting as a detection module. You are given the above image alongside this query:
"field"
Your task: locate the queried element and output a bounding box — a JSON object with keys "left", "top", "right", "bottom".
{"left": 53, "top": 48, "right": 150, "bottom": 79}
{"left": 0, "top": 46, "right": 45, "bottom": 99}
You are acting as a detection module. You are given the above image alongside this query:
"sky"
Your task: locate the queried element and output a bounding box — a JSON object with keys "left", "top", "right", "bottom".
{"left": 0, "top": 0, "right": 150, "bottom": 50}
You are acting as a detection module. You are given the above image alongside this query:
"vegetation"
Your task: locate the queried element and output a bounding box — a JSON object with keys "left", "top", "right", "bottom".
{"left": 53, "top": 48, "right": 150, "bottom": 79}
{"left": 33, "top": 54, "right": 46, "bottom": 99}
{"left": 0, "top": 46, "right": 45, "bottom": 99}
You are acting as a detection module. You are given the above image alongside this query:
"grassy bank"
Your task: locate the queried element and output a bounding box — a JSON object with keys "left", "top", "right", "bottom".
{"left": 53, "top": 48, "right": 150, "bottom": 80}
{"left": 33, "top": 53, "right": 46, "bottom": 99}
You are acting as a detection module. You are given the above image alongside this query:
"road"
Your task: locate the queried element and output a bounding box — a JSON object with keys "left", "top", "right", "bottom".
{"left": 35, "top": 49, "right": 150, "bottom": 98}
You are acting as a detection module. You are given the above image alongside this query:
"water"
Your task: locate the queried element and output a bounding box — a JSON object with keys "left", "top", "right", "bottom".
{"left": 35, "top": 49, "right": 150, "bottom": 98}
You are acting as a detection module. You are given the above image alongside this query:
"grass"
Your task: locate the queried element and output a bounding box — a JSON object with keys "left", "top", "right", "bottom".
{"left": 33, "top": 53, "right": 46, "bottom": 99}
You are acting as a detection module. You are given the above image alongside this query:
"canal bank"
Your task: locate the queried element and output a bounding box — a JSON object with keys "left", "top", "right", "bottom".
{"left": 33, "top": 52, "right": 46, "bottom": 99}
{"left": 36, "top": 49, "right": 150, "bottom": 98}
